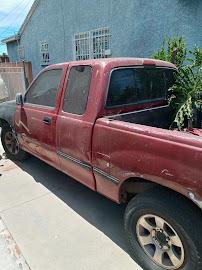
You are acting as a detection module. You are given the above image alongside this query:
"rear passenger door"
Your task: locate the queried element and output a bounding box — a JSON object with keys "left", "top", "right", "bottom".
{"left": 16, "top": 69, "right": 64, "bottom": 167}
{"left": 56, "top": 65, "right": 95, "bottom": 190}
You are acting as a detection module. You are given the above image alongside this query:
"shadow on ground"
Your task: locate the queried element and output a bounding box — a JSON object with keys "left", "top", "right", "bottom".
{"left": 15, "top": 155, "right": 130, "bottom": 255}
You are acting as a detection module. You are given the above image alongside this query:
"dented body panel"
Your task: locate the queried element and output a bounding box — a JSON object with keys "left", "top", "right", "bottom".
{"left": 0, "top": 58, "right": 202, "bottom": 210}
{"left": 92, "top": 118, "right": 202, "bottom": 203}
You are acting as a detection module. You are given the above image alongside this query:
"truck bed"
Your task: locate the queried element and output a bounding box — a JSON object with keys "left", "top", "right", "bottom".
{"left": 107, "top": 105, "right": 173, "bottom": 129}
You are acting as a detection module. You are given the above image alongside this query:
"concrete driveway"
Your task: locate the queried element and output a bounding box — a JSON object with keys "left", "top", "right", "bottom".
{"left": 0, "top": 142, "right": 142, "bottom": 270}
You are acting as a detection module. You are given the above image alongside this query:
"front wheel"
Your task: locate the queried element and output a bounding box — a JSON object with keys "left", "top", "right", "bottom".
{"left": 1, "top": 126, "right": 28, "bottom": 161}
{"left": 124, "top": 189, "right": 202, "bottom": 270}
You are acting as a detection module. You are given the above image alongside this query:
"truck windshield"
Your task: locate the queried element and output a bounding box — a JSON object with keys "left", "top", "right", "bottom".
{"left": 106, "top": 67, "right": 175, "bottom": 108}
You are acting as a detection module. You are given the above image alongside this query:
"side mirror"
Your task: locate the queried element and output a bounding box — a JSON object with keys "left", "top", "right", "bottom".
{"left": 16, "top": 93, "right": 24, "bottom": 106}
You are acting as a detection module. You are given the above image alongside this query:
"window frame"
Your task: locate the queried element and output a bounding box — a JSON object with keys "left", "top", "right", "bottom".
{"left": 74, "top": 31, "right": 91, "bottom": 61}
{"left": 17, "top": 45, "right": 25, "bottom": 60}
{"left": 62, "top": 65, "right": 92, "bottom": 115}
{"left": 24, "top": 68, "right": 63, "bottom": 110}
{"left": 40, "top": 41, "right": 50, "bottom": 66}
{"left": 92, "top": 27, "right": 111, "bottom": 59}
{"left": 104, "top": 66, "right": 176, "bottom": 109}
{"left": 73, "top": 27, "right": 111, "bottom": 61}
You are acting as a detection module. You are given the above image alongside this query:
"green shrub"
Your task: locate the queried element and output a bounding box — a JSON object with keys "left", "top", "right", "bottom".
{"left": 153, "top": 37, "right": 202, "bottom": 130}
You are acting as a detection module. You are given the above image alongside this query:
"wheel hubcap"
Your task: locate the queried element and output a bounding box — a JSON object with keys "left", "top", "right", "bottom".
{"left": 136, "top": 214, "right": 185, "bottom": 269}
{"left": 4, "top": 131, "right": 19, "bottom": 155}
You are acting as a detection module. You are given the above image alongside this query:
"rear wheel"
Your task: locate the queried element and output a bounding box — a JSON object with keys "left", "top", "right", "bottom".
{"left": 124, "top": 189, "right": 202, "bottom": 270}
{"left": 1, "top": 126, "right": 28, "bottom": 161}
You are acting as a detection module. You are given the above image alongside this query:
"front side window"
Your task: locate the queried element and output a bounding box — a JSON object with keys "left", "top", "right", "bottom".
{"left": 63, "top": 66, "right": 92, "bottom": 115}
{"left": 106, "top": 67, "right": 175, "bottom": 108}
{"left": 25, "top": 69, "right": 62, "bottom": 107}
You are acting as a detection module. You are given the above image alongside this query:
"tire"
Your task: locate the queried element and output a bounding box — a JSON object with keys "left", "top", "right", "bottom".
{"left": 124, "top": 188, "right": 202, "bottom": 270}
{"left": 1, "top": 125, "right": 28, "bottom": 161}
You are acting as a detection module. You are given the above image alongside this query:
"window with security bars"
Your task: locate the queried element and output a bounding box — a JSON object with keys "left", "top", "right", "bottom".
{"left": 74, "top": 27, "right": 111, "bottom": 60}
{"left": 74, "top": 32, "right": 90, "bottom": 60}
{"left": 40, "top": 41, "right": 50, "bottom": 66}
{"left": 92, "top": 28, "right": 110, "bottom": 59}
{"left": 18, "top": 45, "right": 25, "bottom": 60}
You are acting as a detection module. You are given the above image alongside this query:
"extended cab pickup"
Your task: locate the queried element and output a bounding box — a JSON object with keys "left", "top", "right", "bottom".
{"left": 0, "top": 58, "right": 202, "bottom": 270}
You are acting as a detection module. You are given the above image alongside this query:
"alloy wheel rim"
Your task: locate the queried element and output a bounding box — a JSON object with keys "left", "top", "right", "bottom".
{"left": 4, "top": 131, "right": 20, "bottom": 155}
{"left": 136, "top": 214, "right": 185, "bottom": 269}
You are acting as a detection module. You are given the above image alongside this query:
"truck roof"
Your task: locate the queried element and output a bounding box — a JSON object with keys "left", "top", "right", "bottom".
{"left": 48, "top": 57, "right": 176, "bottom": 70}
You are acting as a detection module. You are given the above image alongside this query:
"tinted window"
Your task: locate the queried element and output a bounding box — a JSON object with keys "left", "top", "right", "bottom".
{"left": 63, "top": 66, "right": 92, "bottom": 115}
{"left": 25, "top": 69, "right": 62, "bottom": 107}
{"left": 106, "top": 68, "right": 175, "bottom": 108}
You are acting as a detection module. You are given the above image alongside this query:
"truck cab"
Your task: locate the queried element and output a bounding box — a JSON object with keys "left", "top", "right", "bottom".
{"left": 0, "top": 58, "right": 202, "bottom": 270}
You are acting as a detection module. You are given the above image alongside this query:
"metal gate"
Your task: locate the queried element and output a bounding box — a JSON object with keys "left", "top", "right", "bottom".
{"left": 0, "top": 64, "right": 26, "bottom": 102}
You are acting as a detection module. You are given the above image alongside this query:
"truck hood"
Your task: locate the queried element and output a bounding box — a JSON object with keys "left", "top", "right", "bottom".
{"left": 0, "top": 100, "right": 16, "bottom": 128}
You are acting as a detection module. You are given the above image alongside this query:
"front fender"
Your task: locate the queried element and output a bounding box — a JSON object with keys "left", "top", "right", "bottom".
{"left": 0, "top": 100, "right": 16, "bottom": 128}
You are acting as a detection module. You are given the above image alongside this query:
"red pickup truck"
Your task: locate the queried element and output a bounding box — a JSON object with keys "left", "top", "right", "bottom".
{"left": 0, "top": 58, "right": 202, "bottom": 270}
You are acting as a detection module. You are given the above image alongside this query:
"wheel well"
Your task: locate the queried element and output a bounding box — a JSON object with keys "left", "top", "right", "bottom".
{"left": 120, "top": 177, "right": 157, "bottom": 202}
{"left": 0, "top": 118, "right": 10, "bottom": 128}
{"left": 120, "top": 177, "right": 200, "bottom": 211}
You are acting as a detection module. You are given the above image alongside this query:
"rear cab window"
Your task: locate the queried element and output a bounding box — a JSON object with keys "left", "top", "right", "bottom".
{"left": 106, "top": 67, "right": 175, "bottom": 108}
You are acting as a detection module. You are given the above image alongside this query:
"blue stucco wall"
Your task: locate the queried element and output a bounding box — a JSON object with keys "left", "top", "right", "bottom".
{"left": 7, "top": 41, "right": 18, "bottom": 62}
{"left": 9, "top": 0, "right": 202, "bottom": 77}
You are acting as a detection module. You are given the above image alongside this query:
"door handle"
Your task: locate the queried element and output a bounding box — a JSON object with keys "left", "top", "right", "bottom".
{"left": 43, "top": 116, "right": 52, "bottom": 125}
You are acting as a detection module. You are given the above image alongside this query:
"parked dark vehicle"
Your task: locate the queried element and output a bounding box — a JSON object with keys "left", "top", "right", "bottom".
{"left": 0, "top": 58, "right": 202, "bottom": 270}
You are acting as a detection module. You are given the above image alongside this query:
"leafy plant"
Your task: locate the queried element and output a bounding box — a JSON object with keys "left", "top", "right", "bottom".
{"left": 153, "top": 37, "right": 202, "bottom": 130}
{"left": 169, "top": 64, "right": 202, "bottom": 129}
{"left": 153, "top": 36, "right": 186, "bottom": 68}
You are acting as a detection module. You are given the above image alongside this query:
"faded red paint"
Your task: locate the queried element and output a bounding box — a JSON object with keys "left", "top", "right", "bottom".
{"left": 14, "top": 58, "right": 202, "bottom": 207}
{"left": 92, "top": 119, "right": 202, "bottom": 202}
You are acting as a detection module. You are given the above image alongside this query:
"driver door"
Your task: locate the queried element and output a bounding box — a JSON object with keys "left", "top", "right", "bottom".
{"left": 15, "top": 68, "right": 64, "bottom": 168}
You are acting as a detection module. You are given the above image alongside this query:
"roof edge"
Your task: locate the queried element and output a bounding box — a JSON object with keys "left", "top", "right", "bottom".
{"left": 1, "top": 34, "right": 20, "bottom": 44}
